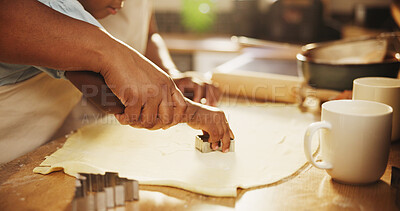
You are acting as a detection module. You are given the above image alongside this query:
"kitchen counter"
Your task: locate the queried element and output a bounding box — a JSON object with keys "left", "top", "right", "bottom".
{"left": 161, "top": 33, "right": 241, "bottom": 54}
{"left": 0, "top": 114, "right": 399, "bottom": 210}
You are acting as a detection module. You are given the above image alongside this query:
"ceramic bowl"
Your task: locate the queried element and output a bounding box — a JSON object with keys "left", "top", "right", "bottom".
{"left": 297, "top": 34, "right": 400, "bottom": 91}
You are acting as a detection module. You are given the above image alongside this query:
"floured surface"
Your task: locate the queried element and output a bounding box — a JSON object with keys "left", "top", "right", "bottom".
{"left": 34, "top": 103, "right": 318, "bottom": 197}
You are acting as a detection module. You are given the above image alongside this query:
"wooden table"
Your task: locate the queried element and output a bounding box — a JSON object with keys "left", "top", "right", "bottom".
{"left": 0, "top": 131, "right": 399, "bottom": 211}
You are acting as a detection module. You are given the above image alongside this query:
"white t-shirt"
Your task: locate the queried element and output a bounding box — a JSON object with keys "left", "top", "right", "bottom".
{"left": 99, "top": 0, "right": 153, "bottom": 54}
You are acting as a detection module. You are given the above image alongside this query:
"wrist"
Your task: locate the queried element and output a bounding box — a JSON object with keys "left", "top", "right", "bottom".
{"left": 89, "top": 30, "right": 131, "bottom": 74}
{"left": 96, "top": 38, "right": 132, "bottom": 76}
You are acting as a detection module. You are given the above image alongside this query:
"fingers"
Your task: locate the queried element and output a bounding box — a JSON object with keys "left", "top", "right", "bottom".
{"left": 208, "top": 117, "right": 232, "bottom": 152}
{"left": 220, "top": 122, "right": 232, "bottom": 153}
{"left": 333, "top": 90, "right": 353, "bottom": 100}
{"left": 102, "top": 46, "right": 189, "bottom": 130}
{"left": 171, "top": 89, "right": 188, "bottom": 125}
{"left": 205, "top": 84, "right": 221, "bottom": 106}
{"left": 148, "top": 94, "right": 174, "bottom": 130}
{"left": 193, "top": 109, "right": 232, "bottom": 153}
{"left": 116, "top": 78, "right": 187, "bottom": 130}
{"left": 229, "top": 128, "right": 235, "bottom": 140}
{"left": 208, "top": 127, "right": 231, "bottom": 152}
{"left": 158, "top": 93, "right": 174, "bottom": 127}
{"left": 115, "top": 98, "right": 142, "bottom": 125}
{"left": 117, "top": 91, "right": 160, "bottom": 129}
{"left": 138, "top": 101, "right": 158, "bottom": 128}
{"left": 192, "top": 83, "right": 204, "bottom": 103}
{"left": 208, "top": 125, "right": 224, "bottom": 150}
{"left": 173, "top": 77, "right": 194, "bottom": 100}
{"left": 174, "top": 77, "right": 220, "bottom": 106}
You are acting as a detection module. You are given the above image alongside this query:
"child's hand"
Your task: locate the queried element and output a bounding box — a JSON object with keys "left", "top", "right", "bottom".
{"left": 173, "top": 76, "right": 221, "bottom": 106}
{"left": 333, "top": 90, "right": 352, "bottom": 100}
{"left": 183, "top": 100, "right": 234, "bottom": 153}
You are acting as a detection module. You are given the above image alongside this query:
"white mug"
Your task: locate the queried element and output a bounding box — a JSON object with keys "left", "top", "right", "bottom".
{"left": 304, "top": 100, "right": 393, "bottom": 184}
{"left": 353, "top": 77, "right": 400, "bottom": 142}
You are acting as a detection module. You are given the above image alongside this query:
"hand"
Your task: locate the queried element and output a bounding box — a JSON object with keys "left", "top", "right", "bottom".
{"left": 183, "top": 100, "right": 234, "bottom": 152}
{"left": 100, "top": 43, "right": 187, "bottom": 129}
{"left": 333, "top": 90, "right": 352, "bottom": 100}
{"left": 173, "top": 76, "right": 221, "bottom": 107}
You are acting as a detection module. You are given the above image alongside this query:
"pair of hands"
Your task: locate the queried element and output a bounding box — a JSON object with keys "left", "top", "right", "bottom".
{"left": 100, "top": 43, "right": 233, "bottom": 151}
{"left": 174, "top": 77, "right": 233, "bottom": 152}
{"left": 173, "top": 76, "right": 220, "bottom": 107}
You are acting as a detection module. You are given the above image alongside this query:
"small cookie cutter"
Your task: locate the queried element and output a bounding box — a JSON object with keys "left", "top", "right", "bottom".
{"left": 195, "top": 134, "right": 235, "bottom": 153}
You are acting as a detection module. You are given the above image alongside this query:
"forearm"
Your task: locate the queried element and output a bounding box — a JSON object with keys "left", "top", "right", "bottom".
{"left": 145, "top": 33, "right": 182, "bottom": 77}
{"left": 0, "top": 0, "right": 116, "bottom": 72}
{"left": 144, "top": 14, "right": 181, "bottom": 77}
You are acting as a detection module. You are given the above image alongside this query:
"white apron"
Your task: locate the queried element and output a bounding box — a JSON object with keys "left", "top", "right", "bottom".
{"left": 0, "top": 73, "right": 82, "bottom": 164}
{"left": 99, "top": 0, "right": 153, "bottom": 54}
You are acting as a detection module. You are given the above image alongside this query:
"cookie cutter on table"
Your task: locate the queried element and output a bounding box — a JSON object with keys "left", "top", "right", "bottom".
{"left": 195, "top": 134, "right": 235, "bottom": 153}
{"left": 71, "top": 172, "right": 139, "bottom": 211}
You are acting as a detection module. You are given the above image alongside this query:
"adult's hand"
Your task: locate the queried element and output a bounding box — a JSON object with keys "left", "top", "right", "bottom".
{"left": 173, "top": 76, "right": 221, "bottom": 107}
{"left": 100, "top": 42, "right": 187, "bottom": 129}
{"left": 0, "top": 0, "right": 187, "bottom": 130}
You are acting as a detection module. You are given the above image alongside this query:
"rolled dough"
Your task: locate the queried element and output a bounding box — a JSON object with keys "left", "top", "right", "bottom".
{"left": 34, "top": 102, "right": 318, "bottom": 197}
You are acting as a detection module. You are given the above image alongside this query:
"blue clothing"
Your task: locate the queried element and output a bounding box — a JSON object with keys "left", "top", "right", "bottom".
{"left": 0, "top": 0, "right": 103, "bottom": 86}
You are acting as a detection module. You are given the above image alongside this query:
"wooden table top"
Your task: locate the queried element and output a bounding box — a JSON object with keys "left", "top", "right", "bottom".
{"left": 1, "top": 132, "right": 399, "bottom": 210}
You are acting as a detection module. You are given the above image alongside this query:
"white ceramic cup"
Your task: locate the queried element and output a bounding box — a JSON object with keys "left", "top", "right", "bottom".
{"left": 353, "top": 77, "right": 400, "bottom": 142}
{"left": 304, "top": 100, "right": 393, "bottom": 184}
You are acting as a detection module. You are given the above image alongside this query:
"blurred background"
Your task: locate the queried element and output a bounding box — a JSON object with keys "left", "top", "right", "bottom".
{"left": 153, "top": 0, "right": 398, "bottom": 72}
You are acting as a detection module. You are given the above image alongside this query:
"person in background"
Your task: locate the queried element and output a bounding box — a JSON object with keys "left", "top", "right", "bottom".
{"left": 0, "top": 0, "right": 233, "bottom": 164}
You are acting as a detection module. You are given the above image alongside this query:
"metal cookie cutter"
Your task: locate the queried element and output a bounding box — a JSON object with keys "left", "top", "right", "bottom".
{"left": 72, "top": 172, "right": 139, "bottom": 211}
{"left": 195, "top": 134, "right": 235, "bottom": 153}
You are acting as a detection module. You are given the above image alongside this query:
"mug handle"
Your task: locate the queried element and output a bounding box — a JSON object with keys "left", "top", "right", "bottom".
{"left": 304, "top": 121, "right": 333, "bottom": 169}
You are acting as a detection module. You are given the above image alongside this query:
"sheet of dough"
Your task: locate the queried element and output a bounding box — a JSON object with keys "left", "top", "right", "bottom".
{"left": 34, "top": 103, "right": 319, "bottom": 197}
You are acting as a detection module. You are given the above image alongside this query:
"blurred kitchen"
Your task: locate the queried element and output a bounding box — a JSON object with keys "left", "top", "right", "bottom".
{"left": 153, "top": 0, "right": 398, "bottom": 73}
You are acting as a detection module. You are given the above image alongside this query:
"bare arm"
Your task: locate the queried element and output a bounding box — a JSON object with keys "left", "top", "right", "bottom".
{"left": 0, "top": 0, "right": 233, "bottom": 144}
{"left": 144, "top": 14, "right": 180, "bottom": 77}
{"left": 0, "top": 0, "right": 109, "bottom": 72}
{"left": 0, "top": 0, "right": 187, "bottom": 129}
